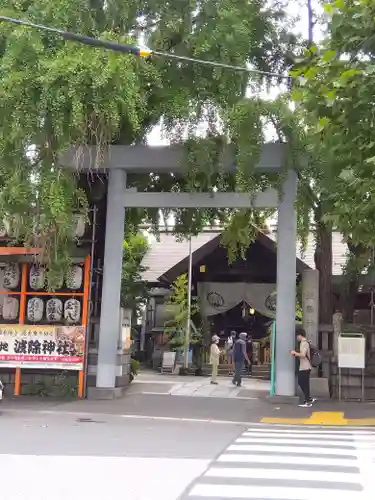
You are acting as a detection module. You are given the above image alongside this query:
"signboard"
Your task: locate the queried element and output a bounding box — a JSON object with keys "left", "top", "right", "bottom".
{"left": 0, "top": 325, "right": 85, "bottom": 370}
{"left": 120, "top": 308, "right": 132, "bottom": 351}
{"left": 162, "top": 351, "right": 176, "bottom": 372}
{"left": 338, "top": 334, "right": 365, "bottom": 369}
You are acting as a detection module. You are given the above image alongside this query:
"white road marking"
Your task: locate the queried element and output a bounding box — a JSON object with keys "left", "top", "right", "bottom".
{"left": 187, "top": 425, "right": 374, "bottom": 499}
{"left": 204, "top": 466, "right": 361, "bottom": 483}
{"left": 216, "top": 453, "right": 359, "bottom": 467}
{"left": 189, "top": 484, "right": 364, "bottom": 499}
{"left": 0, "top": 455, "right": 209, "bottom": 500}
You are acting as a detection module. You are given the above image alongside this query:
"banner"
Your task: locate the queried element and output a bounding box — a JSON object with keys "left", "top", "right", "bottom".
{"left": 198, "top": 282, "right": 276, "bottom": 318}
{"left": 0, "top": 325, "right": 85, "bottom": 370}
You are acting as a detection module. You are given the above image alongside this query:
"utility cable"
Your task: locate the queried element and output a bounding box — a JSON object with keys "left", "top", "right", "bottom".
{"left": 0, "top": 15, "right": 290, "bottom": 80}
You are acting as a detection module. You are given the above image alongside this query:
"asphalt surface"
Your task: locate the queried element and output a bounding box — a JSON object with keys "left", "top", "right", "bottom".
{"left": 0, "top": 407, "right": 374, "bottom": 500}
{"left": 0, "top": 409, "right": 245, "bottom": 500}
{"left": 2, "top": 392, "right": 375, "bottom": 423}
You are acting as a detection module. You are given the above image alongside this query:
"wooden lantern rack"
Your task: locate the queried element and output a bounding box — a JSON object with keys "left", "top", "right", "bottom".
{"left": 0, "top": 247, "right": 90, "bottom": 398}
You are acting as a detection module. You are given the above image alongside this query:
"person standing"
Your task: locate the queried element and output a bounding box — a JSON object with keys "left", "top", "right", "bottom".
{"left": 290, "top": 328, "right": 315, "bottom": 407}
{"left": 210, "top": 335, "right": 221, "bottom": 385}
{"left": 226, "top": 331, "right": 235, "bottom": 375}
{"left": 232, "top": 332, "right": 250, "bottom": 387}
{"left": 245, "top": 335, "right": 253, "bottom": 375}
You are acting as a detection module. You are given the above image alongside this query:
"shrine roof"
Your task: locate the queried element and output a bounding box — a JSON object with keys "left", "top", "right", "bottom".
{"left": 141, "top": 229, "right": 348, "bottom": 283}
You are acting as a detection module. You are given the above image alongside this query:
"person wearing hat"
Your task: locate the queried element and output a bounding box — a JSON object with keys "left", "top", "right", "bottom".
{"left": 210, "top": 334, "right": 221, "bottom": 385}
{"left": 232, "top": 332, "right": 250, "bottom": 387}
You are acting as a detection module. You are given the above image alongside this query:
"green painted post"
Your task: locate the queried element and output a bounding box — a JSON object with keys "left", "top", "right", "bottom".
{"left": 270, "top": 321, "right": 276, "bottom": 396}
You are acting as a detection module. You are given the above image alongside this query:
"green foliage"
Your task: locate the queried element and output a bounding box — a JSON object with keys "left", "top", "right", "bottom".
{"left": 121, "top": 233, "right": 149, "bottom": 315}
{"left": 290, "top": 0, "right": 375, "bottom": 250}
{"left": 0, "top": 1, "right": 298, "bottom": 280}
{"left": 165, "top": 273, "right": 200, "bottom": 351}
{"left": 130, "top": 358, "right": 140, "bottom": 378}
{"left": 166, "top": 273, "right": 200, "bottom": 329}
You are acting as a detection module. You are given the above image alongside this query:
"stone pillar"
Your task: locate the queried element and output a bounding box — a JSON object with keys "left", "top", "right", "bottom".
{"left": 275, "top": 170, "right": 298, "bottom": 397}
{"left": 95, "top": 169, "right": 126, "bottom": 394}
{"left": 302, "top": 269, "right": 319, "bottom": 346}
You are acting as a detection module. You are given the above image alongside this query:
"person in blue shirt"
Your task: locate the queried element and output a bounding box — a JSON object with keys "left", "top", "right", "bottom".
{"left": 232, "top": 332, "right": 250, "bottom": 387}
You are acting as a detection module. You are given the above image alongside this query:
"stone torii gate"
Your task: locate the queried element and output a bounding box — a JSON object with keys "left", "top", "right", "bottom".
{"left": 62, "top": 142, "right": 298, "bottom": 399}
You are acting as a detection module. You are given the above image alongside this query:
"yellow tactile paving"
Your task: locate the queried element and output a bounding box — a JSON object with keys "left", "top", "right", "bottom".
{"left": 261, "top": 411, "right": 375, "bottom": 426}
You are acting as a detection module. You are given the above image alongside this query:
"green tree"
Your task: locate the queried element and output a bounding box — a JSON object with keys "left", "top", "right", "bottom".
{"left": 121, "top": 232, "right": 149, "bottom": 316}
{"left": 0, "top": 0, "right": 296, "bottom": 286}
{"left": 289, "top": 0, "right": 375, "bottom": 321}
{"left": 165, "top": 273, "right": 200, "bottom": 351}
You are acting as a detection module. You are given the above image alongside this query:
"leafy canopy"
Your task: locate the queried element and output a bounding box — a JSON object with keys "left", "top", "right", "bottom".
{"left": 290, "top": 0, "right": 375, "bottom": 248}
{"left": 0, "top": 0, "right": 296, "bottom": 286}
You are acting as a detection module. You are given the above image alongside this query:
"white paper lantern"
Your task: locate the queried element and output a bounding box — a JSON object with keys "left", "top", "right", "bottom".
{"left": 73, "top": 215, "right": 86, "bottom": 238}
{"left": 46, "top": 298, "right": 63, "bottom": 322}
{"left": 3, "top": 263, "right": 20, "bottom": 289}
{"left": 29, "top": 265, "right": 46, "bottom": 290}
{"left": 2, "top": 217, "right": 11, "bottom": 236}
{"left": 3, "top": 296, "right": 19, "bottom": 320}
{"left": 64, "top": 299, "right": 81, "bottom": 324}
{"left": 5, "top": 214, "right": 21, "bottom": 238}
{"left": 65, "top": 265, "right": 83, "bottom": 290}
{"left": 0, "top": 221, "right": 7, "bottom": 238}
{"left": 27, "top": 297, "right": 44, "bottom": 323}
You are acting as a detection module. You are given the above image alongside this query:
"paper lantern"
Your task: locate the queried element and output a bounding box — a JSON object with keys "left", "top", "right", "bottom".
{"left": 27, "top": 297, "right": 44, "bottom": 322}
{"left": 64, "top": 298, "right": 81, "bottom": 324}
{"left": 46, "top": 298, "right": 63, "bottom": 322}
{"left": 3, "top": 263, "right": 20, "bottom": 289}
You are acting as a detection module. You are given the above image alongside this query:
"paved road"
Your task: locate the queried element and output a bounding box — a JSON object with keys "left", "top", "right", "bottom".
{"left": 182, "top": 424, "right": 374, "bottom": 499}
{"left": 0, "top": 408, "right": 246, "bottom": 500}
{"left": 1, "top": 402, "right": 374, "bottom": 499}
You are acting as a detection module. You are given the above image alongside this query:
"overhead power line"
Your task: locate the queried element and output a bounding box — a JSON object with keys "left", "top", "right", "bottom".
{"left": 0, "top": 15, "right": 290, "bottom": 80}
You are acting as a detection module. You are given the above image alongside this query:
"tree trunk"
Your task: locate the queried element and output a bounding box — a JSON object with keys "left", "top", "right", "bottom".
{"left": 342, "top": 278, "right": 357, "bottom": 323}
{"left": 314, "top": 222, "right": 333, "bottom": 324}
{"left": 342, "top": 242, "right": 369, "bottom": 323}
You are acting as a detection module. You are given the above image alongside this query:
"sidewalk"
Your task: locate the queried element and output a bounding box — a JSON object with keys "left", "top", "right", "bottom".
{"left": 1, "top": 384, "right": 375, "bottom": 427}
{"left": 132, "top": 371, "right": 269, "bottom": 399}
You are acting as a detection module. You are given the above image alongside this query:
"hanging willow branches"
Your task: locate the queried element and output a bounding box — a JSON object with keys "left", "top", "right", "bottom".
{"left": 0, "top": 0, "right": 299, "bottom": 285}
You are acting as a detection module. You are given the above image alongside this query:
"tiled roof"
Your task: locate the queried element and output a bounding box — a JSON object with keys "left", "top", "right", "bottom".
{"left": 141, "top": 230, "right": 348, "bottom": 282}
{"left": 141, "top": 231, "right": 219, "bottom": 282}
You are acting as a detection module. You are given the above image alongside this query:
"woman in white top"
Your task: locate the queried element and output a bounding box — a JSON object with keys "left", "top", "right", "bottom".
{"left": 226, "top": 331, "right": 235, "bottom": 375}
{"left": 210, "top": 335, "right": 221, "bottom": 385}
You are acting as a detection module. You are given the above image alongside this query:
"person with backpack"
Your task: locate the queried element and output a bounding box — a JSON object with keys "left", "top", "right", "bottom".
{"left": 290, "top": 328, "right": 317, "bottom": 407}
{"left": 232, "top": 332, "right": 250, "bottom": 387}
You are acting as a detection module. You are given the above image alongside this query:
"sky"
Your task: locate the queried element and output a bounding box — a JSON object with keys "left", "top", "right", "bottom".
{"left": 144, "top": 1, "right": 325, "bottom": 234}
{"left": 147, "top": 1, "right": 324, "bottom": 146}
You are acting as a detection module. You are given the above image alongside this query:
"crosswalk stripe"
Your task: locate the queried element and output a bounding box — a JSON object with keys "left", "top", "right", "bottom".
{"left": 204, "top": 467, "right": 361, "bottom": 483}
{"left": 235, "top": 437, "right": 370, "bottom": 447}
{"left": 227, "top": 444, "right": 357, "bottom": 455}
{"left": 216, "top": 453, "right": 359, "bottom": 467}
{"left": 184, "top": 425, "right": 374, "bottom": 499}
{"left": 189, "top": 484, "right": 364, "bottom": 499}
{"left": 242, "top": 430, "right": 375, "bottom": 440}
{"left": 244, "top": 427, "right": 375, "bottom": 435}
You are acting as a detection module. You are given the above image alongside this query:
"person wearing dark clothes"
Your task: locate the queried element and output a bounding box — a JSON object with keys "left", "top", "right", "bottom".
{"left": 232, "top": 332, "right": 250, "bottom": 387}
{"left": 290, "top": 328, "right": 316, "bottom": 407}
{"left": 245, "top": 336, "right": 253, "bottom": 375}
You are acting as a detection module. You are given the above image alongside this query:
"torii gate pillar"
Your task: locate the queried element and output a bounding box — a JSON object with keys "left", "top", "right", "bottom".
{"left": 275, "top": 169, "right": 298, "bottom": 397}
{"left": 61, "top": 144, "right": 298, "bottom": 399}
{"left": 95, "top": 169, "right": 127, "bottom": 397}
